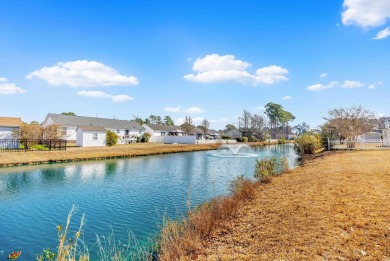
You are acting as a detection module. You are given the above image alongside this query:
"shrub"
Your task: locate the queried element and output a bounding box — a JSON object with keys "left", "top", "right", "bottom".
{"left": 106, "top": 130, "right": 118, "bottom": 146}
{"left": 142, "top": 132, "right": 151, "bottom": 143}
{"left": 31, "top": 144, "right": 49, "bottom": 151}
{"left": 242, "top": 137, "right": 248, "bottom": 143}
{"left": 294, "top": 133, "right": 323, "bottom": 155}
{"left": 278, "top": 137, "right": 287, "bottom": 144}
{"left": 221, "top": 135, "right": 231, "bottom": 140}
{"left": 254, "top": 156, "right": 288, "bottom": 181}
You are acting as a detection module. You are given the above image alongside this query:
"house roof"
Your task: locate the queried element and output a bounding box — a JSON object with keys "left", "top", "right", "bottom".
{"left": 144, "top": 124, "right": 183, "bottom": 132}
{"left": 76, "top": 125, "right": 107, "bottom": 132}
{"left": 0, "top": 117, "right": 22, "bottom": 127}
{"left": 190, "top": 128, "right": 220, "bottom": 135}
{"left": 46, "top": 113, "right": 144, "bottom": 130}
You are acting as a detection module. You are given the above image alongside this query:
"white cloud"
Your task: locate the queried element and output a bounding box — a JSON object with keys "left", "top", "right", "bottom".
{"left": 77, "top": 90, "right": 133, "bottom": 102}
{"left": 342, "top": 0, "right": 390, "bottom": 28}
{"left": 368, "top": 81, "right": 383, "bottom": 89}
{"left": 111, "top": 95, "right": 133, "bottom": 102}
{"left": 0, "top": 83, "right": 27, "bottom": 94}
{"left": 373, "top": 27, "right": 390, "bottom": 39}
{"left": 164, "top": 106, "right": 181, "bottom": 112}
{"left": 307, "top": 81, "right": 338, "bottom": 91}
{"left": 185, "top": 107, "right": 205, "bottom": 114}
{"left": 184, "top": 54, "right": 288, "bottom": 86}
{"left": 282, "top": 96, "right": 293, "bottom": 100}
{"left": 27, "top": 60, "right": 139, "bottom": 87}
{"left": 320, "top": 73, "right": 327, "bottom": 78}
{"left": 342, "top": 80, "right": 364, "bottom": 88}
{"left": 0, "top": 78, "right": 26, "bottom": 94}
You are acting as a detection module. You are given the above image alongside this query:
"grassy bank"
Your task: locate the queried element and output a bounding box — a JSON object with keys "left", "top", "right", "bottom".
{"left": 0, "top": 143, "right": 219, "bottom": 167}
{"left": 0, "top": 141, "right": 281, "bottom": 168}
{"left": 179, "top": 150, "right": 390, "bottom": 260}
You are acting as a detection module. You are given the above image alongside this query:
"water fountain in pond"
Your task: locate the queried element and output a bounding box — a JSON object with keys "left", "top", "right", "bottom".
{"left": 209, "top": 143, "right": 258, "bottom": 158}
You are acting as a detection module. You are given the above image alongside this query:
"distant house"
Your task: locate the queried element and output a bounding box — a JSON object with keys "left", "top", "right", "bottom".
{"left": 225, "top": 130, "right": 241, "bottom": 139}
{"left": 189, "top": 128, "right": 220, "bottom": 140}
{"left": 0, "top": 117, "right": 22, "bottom": 139}
{"left": 42, "top": 113, "right": 145, "bottom": 146}
{"left": 142, "top": 124, "right": 184, "bottom": 137}
{"left": 76, "top": 125, "right": 107, "bottom": 147}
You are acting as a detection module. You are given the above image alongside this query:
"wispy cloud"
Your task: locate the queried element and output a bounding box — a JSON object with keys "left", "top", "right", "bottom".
{"left": 27, "top": 60, "right": 139, "bottom": 87}
{"left": 77, "top": 90, "right": 134, "bottom": 102}
{"left": 185, "top": 107, "right": 205, "bottom": 114}
{"left": 320, "top": 73, "right": 327, "bottom": 78}
{"left": 282, "top": 96, "right": 293, "bottom": 100}
{"left": 342, "top": 80, "right": 364, "bottom": 88}
{"left": 307, "top": 81, "right": 338, "bottom": 91}
{"left": 368, "top": 81, "right": 383, "bottom": 89}
{"left": 0, "top": 77, "right": 26, "bottom": 95}
{"left": 373, "top": 27, "right": 390, "bottom": 40}
{"left": 184, "top": 54, "right": 288, "bottom": 86}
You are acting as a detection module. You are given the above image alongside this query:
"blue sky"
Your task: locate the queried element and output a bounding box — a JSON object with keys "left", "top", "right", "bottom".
{"left": 1, "top": 0, "right": 389, "bottom": 130}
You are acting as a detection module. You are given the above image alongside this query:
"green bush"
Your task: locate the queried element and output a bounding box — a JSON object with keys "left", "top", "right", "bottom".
{"left": 278, "top": 137, "right": 287, "bottom": 144}
{"left": 242, "top": 137, "right": 248, "bottom": 143}
{"left": 254, "top": 156, "right": 288, "bottom": 180}
{"left": 142, "top": 132, "right": 151, "bottom": 143}
{"left": 31, "top": 144, "right": 49, "bottom": 151}
{"left": 294, "top": 133, "right": 323, "bottom": 155}
{"left": 106, "top": 130, "right": 118, "bottom": 146}
{"left": 221, "top": 135, "right": 231, "bottom": 140}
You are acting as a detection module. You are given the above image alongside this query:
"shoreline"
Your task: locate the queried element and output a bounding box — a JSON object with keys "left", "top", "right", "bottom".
{"left": 0, "top": 141, "right": 280, "bottom": 168}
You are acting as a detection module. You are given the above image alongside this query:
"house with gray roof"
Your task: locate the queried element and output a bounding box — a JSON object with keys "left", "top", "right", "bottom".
{"left": 43, "top": 113, "right": 144, "bottom": 146}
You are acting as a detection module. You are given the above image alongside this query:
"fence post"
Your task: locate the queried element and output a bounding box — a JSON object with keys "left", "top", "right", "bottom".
{"left": 327, "top": 138, "right": 330, "bottom": 151}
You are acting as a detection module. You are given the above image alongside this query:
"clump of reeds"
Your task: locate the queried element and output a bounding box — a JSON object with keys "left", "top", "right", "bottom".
{"left": 156, "top": 176, "right": 258, "bottom": 260}
{"left": 36, "top": 205, "right": 89, "bottom": 261}
{"left": 95, "top": 230, "right": 153, "bottom": 261}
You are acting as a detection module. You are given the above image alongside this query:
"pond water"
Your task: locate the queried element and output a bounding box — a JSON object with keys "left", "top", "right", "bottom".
{"left": 0, "top": 144, "right": 298, "bottom": 260}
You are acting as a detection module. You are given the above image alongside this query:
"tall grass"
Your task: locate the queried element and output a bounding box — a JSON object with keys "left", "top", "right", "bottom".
{"left": 156, "top": 177, "right": 258, "bottom": 260}
{"left": 36, "top": 206, "right": 89, "bottom": 261}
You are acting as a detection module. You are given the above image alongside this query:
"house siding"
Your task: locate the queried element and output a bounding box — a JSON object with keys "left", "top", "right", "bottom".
{"left": 76, "top": 129, "right": 106, "bottom": 147}
{"left": 0, "top": 127, "right": 18, "bottom": 139}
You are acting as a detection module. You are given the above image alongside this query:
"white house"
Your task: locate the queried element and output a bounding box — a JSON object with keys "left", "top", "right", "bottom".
{"left": 189, "top": 128, "right": 220, "bottom": 140}
{"left": 0, "top": 117, "right": 22, "bottom": 139}
{"left": 43, "top": 113, "right": 145, "bottom": 146}
{"left": 76, "top": 125, "right": 106, "bottom": 147}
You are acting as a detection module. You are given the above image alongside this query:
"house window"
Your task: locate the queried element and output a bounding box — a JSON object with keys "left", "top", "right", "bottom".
{"left": 92, "top": 133, "right": 98, "bottom": 140}
{"left": 161, "top": 132, "right": 166, "bottom": 136}
{"left": 116, "top": 129, "right": 120, "bottom": 134}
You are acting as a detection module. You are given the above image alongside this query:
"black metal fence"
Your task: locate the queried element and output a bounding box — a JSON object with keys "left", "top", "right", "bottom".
{"left": 0, "top": 139, "right": 67, "bottom": 152}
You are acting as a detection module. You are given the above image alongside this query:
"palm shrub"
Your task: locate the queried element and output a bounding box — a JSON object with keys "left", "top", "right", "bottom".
{"left": 106, "top": 130, "right": 118, "bottom": 146}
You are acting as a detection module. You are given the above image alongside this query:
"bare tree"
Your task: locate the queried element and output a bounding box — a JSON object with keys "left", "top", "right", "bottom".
{"left": 181, "top": 116, "right": 195, "bottom": 135}
{"left": 323, "top": 105, "right": 378, "bottom": 141}
{"left": 42, "top": 124, "right": 62, "bottom": 139}
{"left": 199, "top": 119, "right": 210, "bottom": 137}
{"left": 16, "top": 122, "right": 43, "bottom": 139}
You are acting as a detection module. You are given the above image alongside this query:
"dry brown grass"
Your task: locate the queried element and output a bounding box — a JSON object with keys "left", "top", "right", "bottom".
{"left": 0, "top": 143, "right": 220, "bottom": 167}
{"left": 192, "top": 150, "right": 390, "bottom": 260}
{"left": 158, "top": 178, "right": 258, "bottom": 261}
